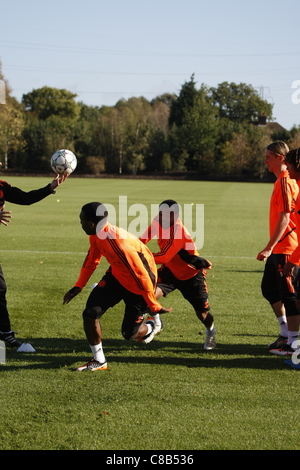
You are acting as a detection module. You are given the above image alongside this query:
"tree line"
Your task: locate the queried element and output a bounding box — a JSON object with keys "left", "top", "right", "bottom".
{"left": 1, "top": 65, "right": 300, "bottom": 180}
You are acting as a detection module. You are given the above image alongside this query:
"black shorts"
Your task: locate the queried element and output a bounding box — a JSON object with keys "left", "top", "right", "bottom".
{"left": 261, "top": 253, "right": 299, "bottom": 316}
{"left": 157, "top": 266, "right": 210, "bottom": 312}
{"left": 86, "top": 269, "right": 148, "bottom": 340}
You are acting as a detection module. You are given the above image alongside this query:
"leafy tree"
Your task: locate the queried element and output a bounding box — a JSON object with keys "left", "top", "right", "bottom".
{"left": 0, "top": 63, "right": 25, "bottom": 168}
{"left": 169, "top": 74, "right": 198, "bottom": 127}
{"left": 160, "top": 152, "right": 172, "bottom": 172}
{"left": 22, "top": 86, "right": 80, "bottom": 120}
{"left": 169, "top": 82, "right": 218, "bottom": 172}
{"left": 0, "top": 97, "right": 25, "bottom": 168}
{"left": 209, "top": 82, "right": 273, "bottom": 123}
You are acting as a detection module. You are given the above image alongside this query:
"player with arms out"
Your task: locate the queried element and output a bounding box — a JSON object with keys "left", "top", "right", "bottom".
{"left": 63, "top": 202, "right": 172, "bottom": 371}
{"left": 0, "top": 172, "right": 68, "bottom": 347}
{"left": 140, "top": 199, "right": 216, "bottom": 350}
{"left": 256, "top": 141, "right": 299, "bottom": 353}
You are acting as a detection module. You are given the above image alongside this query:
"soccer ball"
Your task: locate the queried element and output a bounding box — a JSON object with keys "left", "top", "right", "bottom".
{"left": 51, "top": 149, "right": 77, "bottom": 175}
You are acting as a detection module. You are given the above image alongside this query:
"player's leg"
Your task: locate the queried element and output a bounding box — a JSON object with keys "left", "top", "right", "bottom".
{"left": 77, "top": 273, "right": 122, "bottom": 371}
{"left": 0, "top": 265, "right": 21, "bottom": 348}
{"left": 269, "top": 258, "right": 300, "bottom": 356}
{"left": 261, "top": 254, "right": 288, "bottom": 348}
{"left": 121, "top": 292, "right": 153, "bottom": 342}
{"left": 149, "top": 267, "right": 176, "bottom": 336}
{"left": 180, "top": 270, "right": 216, "bottom": 350}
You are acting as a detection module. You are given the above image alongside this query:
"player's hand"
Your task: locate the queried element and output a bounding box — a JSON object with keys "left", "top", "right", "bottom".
{"left": 156, "top": 306, "right": 173, "bottom": 314}
{"left": 50, "top": 173, "right": 68, "bottom": 191}
{"left": 0, "top": 208, "right": 12, "bottom": 226}
{"left": 63, "top": 286, "right": 81, "bottom": 304}
{"left": 257, "top": 248, "right": 271, "bottom": 261}
{"left": 283, "top": 261, "right": 296, "bottom": 278}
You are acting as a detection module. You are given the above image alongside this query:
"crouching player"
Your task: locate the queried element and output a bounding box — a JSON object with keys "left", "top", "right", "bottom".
{"left": 140, "top": 199, "right": 216, "bottom": 350}
{"left": 63, "top": 202, "right": 172, "bottom": 371}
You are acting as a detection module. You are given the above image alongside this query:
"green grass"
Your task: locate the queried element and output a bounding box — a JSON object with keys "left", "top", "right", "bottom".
{"left": 0, "top": 176, "right": 299, "bottom": 450}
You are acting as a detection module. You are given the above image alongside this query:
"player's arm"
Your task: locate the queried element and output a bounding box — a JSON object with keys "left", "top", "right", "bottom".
{"left": 140, "top": 223, "right": 156, "bottom": 245}
{"left": 121, "top": 242, "right": 172, "bottom": 313}
{"left": 178, "top": 249, "right": 212, "bottom": 269}
{"left": 63, "top": 240, "right": 102, "bottom": 304}
{"left": 5, "top": 174, "right": 68, "bottom": 206}
{"left": 257, "top": 211, "right": 290, "bottom": 261}
{"left": 153, "top": 236, "right": 185, "bottom": 265}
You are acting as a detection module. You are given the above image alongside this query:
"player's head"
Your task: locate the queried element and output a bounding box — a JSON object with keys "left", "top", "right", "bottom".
{"left": 158, "top": 199, "right": 179, "bottom": 228}
{"left": 266, "top": 141, "right": 289, "bottom": 157}
{"left": 265, "top": 141, "right": 289, "bottom": 174}
{"left": 80, "top": 202, "right": 108, "bottom": 235}
{"left": 285, "top": 148, "right": 300, "bottom": 180}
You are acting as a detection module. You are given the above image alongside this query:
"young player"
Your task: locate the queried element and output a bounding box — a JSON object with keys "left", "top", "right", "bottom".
{"left": 256, "top": 141, "right": 299, "bottom": 352}
{"left": 0, "top": 173, "right": 68, "bottom": 347}
{"left": 63, "top": 202, "right": 172, "bottom": 371}
{"left": 273, "top": 147, "right": 300, "bottom": 359}
{"left": 140, "top": 199, "right": 216, "bottom": 350}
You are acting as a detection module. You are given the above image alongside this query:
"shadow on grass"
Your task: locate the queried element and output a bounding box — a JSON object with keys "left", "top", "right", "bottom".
{"left": 0, "top": 335, "right": 290, "bottom": 371}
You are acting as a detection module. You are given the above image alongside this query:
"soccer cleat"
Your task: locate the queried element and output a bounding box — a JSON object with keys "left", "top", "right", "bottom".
{"left": 0, "top": 331, "right": 21, "bottom": 348}
{"left": 269, "top": 343, "right": 296, "bottom": 356}
{"left": 151, "top": 315, "right": 164, "bottom": 336}
{"left": 204, "top": 327, "right": 216, "bottom": 350}
{"left": 137, "top": 318, "right": 156, "bottom": 344}
{"left": 268, "top": 335, "right": 287, "bottom": 350}
{"left": 76, "top": 358, "right": 108, "bottom": 371}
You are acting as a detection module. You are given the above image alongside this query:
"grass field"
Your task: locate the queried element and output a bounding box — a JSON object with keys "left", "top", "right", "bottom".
{"left": 0, "top": 176, "right": 299, "bottom": 451}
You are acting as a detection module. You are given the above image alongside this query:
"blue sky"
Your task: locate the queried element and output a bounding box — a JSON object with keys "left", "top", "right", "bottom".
{"left": 1, "top": 0, "right": 300, "bottom": 130}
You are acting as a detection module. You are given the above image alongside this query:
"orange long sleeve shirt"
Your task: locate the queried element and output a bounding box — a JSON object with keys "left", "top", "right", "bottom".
{"left": 287, "top": 181, "right": 300, "bottom": 266}
{"left": 75, "top": 222, "right": 163, "bottom": 312}
{"left": 140, "top": 216, "right": 200, "bottom": 280}
{"left": 270, "top": 170, "right": 298, "bottom": 255}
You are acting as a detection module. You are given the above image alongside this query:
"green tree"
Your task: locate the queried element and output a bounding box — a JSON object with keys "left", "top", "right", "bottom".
{"left": 22, "top": 86, "right": 80, "bottom": 120}
{"left": 0, "top": 97, "right": 25, "bottom": 169}
{"left": 169, "top": 81, "right": 218, "bottom": 173}
{"left": 169, "top": 74, "right": 198, "bottom": 127}
{"left": 209, "top": 82, "right": 273, "bottom": 123}
{"left": 0, "top": 62, "right": 25, "bottom": 169}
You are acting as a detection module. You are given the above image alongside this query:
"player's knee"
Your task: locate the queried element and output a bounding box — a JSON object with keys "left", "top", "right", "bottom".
{"left": 82, "top": 306, "right": 103, "bottom": 320}
{"left": 196, "top": 299, "right": 210, "bottom": 313}
{"left": 284, "top": 298, "right": 299, "bottom": 317}
{"left": 122, "top": 324, "right": 139, "bottom": 341}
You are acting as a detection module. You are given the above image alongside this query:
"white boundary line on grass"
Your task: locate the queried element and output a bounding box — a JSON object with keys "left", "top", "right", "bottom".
{"left": 0, "top": 250, "right": 255, "bottom": 259}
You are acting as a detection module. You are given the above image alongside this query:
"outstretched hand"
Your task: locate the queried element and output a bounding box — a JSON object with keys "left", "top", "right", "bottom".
{"left": 156, "top": 306, "right": 173, "bottom": 314}
{"left": 50, "top": 173, "right": 69, "bottom": 191}
{"left": 63, "top": 286, "right": 81, "bottom": 304}
{"left": 0, "top": 206, "right": 12, "bottom": 226}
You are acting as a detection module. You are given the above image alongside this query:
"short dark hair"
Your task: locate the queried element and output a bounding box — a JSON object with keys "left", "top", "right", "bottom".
{"left": 159, "top": 199, "right": 179, "bottom": 215}
{"left": 285, "top": 148, "right": 300, "bottom": 171}
{"left": 81, "top": 202, "right": 108, "bottom": 223}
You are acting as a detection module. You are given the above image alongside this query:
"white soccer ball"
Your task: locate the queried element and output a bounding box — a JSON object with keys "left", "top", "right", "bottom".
{"left": 51, "top": 149, "right": 77, "bottom": 175}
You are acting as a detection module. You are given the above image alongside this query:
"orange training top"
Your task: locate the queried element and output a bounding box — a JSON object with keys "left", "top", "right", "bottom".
{"left": 75, "top": 222, "right": 163, "bottom": 312}
{"left": 140, "top": 216, "right": 200, "bottom": 280}
{"left": 270, "top": 170, "right": 298, "bottom": 255}
{"left": 287, "top": 181, "right": 300, "bottom": 265}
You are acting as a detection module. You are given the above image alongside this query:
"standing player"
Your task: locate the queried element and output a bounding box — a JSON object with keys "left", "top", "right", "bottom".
{"left": 63, "top": 202, "right": 172, "bottom": 371}
{"left": 140, "top": 199, "right": 216, "bottom": 350}
{"left": 275, "top": 147, "right": 300, "bottom": 359}
{"left": 256, "top": 141, "right": 299, "bottom": 351}
{"left": 0, "top": 173, "right": 68, "bottom": 347}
